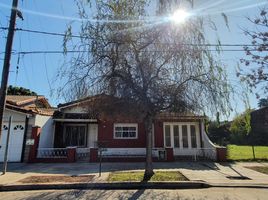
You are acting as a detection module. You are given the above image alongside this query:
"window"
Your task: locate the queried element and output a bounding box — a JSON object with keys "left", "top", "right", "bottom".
{"left": 64, "top": 125, "right": 86, "bottom": 147}
{"left": 114, "top": 123, "right": 138, "bottom": 139}
{"left": 182, "top": 125, "right": 188, "bottom": 148}
{"left": 173, "top": 125, "right": 180, "bottom": 148}
{"left": 164, "top": 125, "right": 171, "bottom": 147}
{"left": 190, "top": 125, "right": 197, "bottom": 148}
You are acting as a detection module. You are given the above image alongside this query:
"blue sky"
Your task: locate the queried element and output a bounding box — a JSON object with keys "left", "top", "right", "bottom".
{"left": 0, "top": 0, "right": 268, "bottom": 120}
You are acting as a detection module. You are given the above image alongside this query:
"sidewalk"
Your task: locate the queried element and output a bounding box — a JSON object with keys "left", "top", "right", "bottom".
{"left": 0, "top": 162, "right": 268, "bottom": 191}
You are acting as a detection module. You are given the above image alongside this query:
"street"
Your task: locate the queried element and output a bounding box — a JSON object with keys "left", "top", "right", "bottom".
{"left": 1, "top": 188, "right": 268, "bottom": 200}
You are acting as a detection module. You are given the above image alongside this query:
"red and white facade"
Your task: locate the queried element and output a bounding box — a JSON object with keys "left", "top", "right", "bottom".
{"left": 33, "top": 95, "right": 220, "bottom": 162}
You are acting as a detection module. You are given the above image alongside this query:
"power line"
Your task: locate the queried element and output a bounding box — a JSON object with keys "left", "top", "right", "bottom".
{"left": 0, "top": 26, "right": 261, "bottom": 47}
{"left": 0, "top": 48, "right": 264, "bottom": 56}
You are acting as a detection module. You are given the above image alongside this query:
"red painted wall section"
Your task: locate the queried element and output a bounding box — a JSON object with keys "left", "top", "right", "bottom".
{"left": 90, "top": 148, "right": 98, "bottom": 162}
{"left": 166, "top": 147, "right": 174, "bottom": 161}
{"left": 28, "top": 126, "right": 41, "bottom": 163}
{"left": 216, "top": 147, "right": 227, "bottom": 162}
{"left": 98, "top": 120, "right": 146, "bottom": 148}
{"left": 154, "top": 121, "right": 164, "bottom": 148}
{"left": 28, "top": 126, "right": 76, "bottom": 163}
{"left": 67, "top": 147, "right": 76, "bottom": 162}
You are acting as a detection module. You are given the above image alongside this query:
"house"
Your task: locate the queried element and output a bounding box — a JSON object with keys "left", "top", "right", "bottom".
{"left": 0, "top": 95, "right": 54, "bottom": 162}
{"left": 34, "top": 94, "right": 220, "bottom": 162}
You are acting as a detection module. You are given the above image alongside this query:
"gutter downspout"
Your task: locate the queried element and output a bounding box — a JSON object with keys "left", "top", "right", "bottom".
{"left": 199, "top": 119, "right": 204, "bottom": 148}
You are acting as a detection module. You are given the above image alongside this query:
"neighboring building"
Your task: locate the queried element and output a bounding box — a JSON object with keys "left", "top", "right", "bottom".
{"left": 250, "top": 106, "right": 268, "bottom": 145}
{"left": 0, "top": 95, "right": 54, "bottom": 162}
{"left": 35, "top": 94, "right": 218, "bottom": 162}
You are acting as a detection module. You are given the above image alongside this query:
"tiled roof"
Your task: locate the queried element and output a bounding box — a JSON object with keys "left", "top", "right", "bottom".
{"left": 5, "top": 95, "right": 53, "bottom": 116}
{"left": 6, "top": 95, "right": 50, "bottom": 106}
{"left": 58, "top": 94, "right": 115, "bottom": 109}
{"left": 57, "top": 94, "right": 204, "bottom": 119}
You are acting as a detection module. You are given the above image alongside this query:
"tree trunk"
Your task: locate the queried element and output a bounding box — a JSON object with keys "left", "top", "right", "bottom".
{"left": 252, "top": 145, "right": 256, "bottom": 160}
{"left": 143, "top": 113, "right": 154, "bottom": 181}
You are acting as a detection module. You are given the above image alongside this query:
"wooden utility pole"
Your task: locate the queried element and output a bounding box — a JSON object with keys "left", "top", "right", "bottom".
{"left": 0, "top": 0, "right": 19, "bottom": 143}
{"left": 3, "top": 116, "right": 12, "bottom": 175}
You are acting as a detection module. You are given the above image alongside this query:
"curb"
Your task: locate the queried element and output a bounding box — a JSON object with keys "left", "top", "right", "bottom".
{"left": 208, "top": 183, "right": 268, "bottom": 189}
{"left": 1, "top": 182, "right": 268, "bottom": 192}
{"left": 0, "top": 181, "right": 208, "bottom": 192}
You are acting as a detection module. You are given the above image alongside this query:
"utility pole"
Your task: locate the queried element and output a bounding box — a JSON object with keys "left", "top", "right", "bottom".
{"left": 0, "top": 0, "right": 19, "bottom": 143}
{"left": 3, "top": 116, "right": 12, "bottom": 175}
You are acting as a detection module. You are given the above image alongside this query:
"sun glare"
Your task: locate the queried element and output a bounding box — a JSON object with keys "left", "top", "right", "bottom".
{"left": 170, "top": 9, "right": 190, "bottom": 24}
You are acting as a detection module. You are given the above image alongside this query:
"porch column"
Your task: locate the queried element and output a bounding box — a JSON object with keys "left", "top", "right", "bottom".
{"left": 28, "top": 126, "right": 41, "bottom": 163}
{"left": 165, "top": 147, "right": 174, "bottom": 162}
{"left": 67, "top": 147, "right": 76, "bottom": 162}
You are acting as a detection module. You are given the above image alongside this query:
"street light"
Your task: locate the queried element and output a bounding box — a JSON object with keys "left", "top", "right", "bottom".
{"left": 170, "top": 9, "right": 190, "bottom": 24}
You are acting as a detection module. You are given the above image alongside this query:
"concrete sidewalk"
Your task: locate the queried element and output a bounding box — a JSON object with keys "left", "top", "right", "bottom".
{"left": 0, "top": 162, "right": 268, "bottom": 189}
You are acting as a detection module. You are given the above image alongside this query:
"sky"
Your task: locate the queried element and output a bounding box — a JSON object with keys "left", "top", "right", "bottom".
{"left": 0, "top": 0, "right": 268, "bottom": 120}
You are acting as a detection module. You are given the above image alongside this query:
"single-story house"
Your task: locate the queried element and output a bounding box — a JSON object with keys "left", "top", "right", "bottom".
{"left": 0, "top": 95, "right": 54, "bottom": 162}
{"left": 35, "top": 94, "right": 219, "bottom": 162}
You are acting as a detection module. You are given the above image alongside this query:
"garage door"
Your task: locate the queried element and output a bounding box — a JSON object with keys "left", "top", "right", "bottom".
{"left": 0, "top": 123, "right": 25, "bottom": 162}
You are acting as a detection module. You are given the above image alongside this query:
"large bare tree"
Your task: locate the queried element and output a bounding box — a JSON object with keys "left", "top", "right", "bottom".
{"left": 58, "top": 0, "right": 230, "bottom": 180}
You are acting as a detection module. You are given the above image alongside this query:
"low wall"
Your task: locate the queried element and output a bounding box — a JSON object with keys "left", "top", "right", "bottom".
{"left": 28, "top": 127, "right": 76, "bottom": 163}
{"left": 89, "top": 148, "right": 174, "bottom": 162}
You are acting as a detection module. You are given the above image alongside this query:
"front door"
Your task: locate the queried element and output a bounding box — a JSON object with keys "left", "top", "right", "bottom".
{"left": 163, "top": 123, "right": 200, "bottom": 150}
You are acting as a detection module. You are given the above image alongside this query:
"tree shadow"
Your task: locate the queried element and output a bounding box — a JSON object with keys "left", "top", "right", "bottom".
{"left": 1, "top": 161, "right": 247, "bottom": 180}
{"left": 128, "top": 189, "right": 145, "bottom": 200}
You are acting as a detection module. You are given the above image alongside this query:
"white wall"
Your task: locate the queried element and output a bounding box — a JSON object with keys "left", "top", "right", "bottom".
{"left": 34, "top": 115, "right": 54, "bottom": 148}
{"left": 61, "top": 106, "right": 87, "bottom": 113}
{"left": 1, "top": 109, "right": 31, "bottom": 162}
{"left": 87, "top": 124, "right": 98, "bottom": 147}
{"left": 200, "top": 120, "right": 217, "bottom": 160}
{"left": 3, "top": 109, "right": 29, "bottom": 123}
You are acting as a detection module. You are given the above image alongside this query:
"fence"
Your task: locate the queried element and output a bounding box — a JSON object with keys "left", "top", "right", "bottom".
{"left": 37, "top": 148, "right": 68, "bottom": 158}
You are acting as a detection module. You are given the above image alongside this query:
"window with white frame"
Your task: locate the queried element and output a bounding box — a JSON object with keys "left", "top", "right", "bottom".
{"left": 114, "top": 123, "right": 138, "bottom": 139}
{"left": 164, "top": 123, "right": 199, "bottom": 149}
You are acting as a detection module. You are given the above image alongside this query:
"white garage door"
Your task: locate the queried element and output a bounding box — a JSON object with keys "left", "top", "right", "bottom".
{"left": 0, "top": 123, "right": 25, "bottom": 162}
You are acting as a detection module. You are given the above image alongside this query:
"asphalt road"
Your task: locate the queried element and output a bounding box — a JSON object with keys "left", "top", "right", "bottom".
{"left": 1, "top": 188, "right": 268, "bottom": 200}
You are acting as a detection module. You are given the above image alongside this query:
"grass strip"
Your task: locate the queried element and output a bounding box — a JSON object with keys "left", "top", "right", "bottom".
{"left": 108, "top": 171, "right": 188, "bottom": 182}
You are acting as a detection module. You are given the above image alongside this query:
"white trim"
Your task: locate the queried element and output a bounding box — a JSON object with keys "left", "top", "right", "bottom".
{"left": 54, "top": 119, "right": 97, "bottom": 122}
{"left": 113, "top": 123, "right": 138, "bottom": 139}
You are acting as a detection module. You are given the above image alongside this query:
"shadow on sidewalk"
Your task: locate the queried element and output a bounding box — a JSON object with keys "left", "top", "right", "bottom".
{"left": 0, "top": 161, "right": 249, "bottom": 177}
